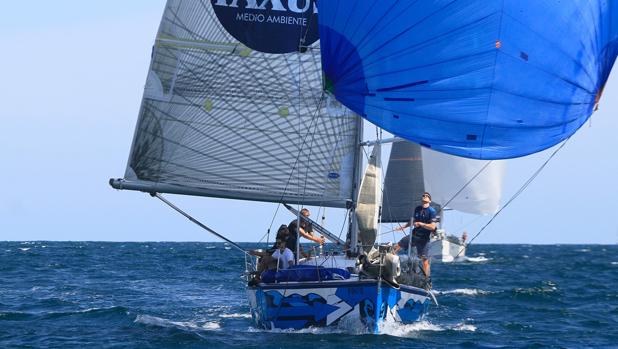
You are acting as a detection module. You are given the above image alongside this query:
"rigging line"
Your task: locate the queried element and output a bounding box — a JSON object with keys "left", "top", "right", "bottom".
{"left": 336, "top": 208, "right": 350, "bottom": 242}
{"left": 375, "top": 127, "right": 385, "bottom": 246}
{"left": 153, "top": 193, "right": 248, "bottom": 255}
{"left": 456, "top": 137, "right": 572, "bottom": 258}
{"left": 262, "top": 92, "right": 326, "bottom": 246}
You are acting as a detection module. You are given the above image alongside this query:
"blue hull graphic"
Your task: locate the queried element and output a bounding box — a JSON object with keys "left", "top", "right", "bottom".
{"left": 247, "top": 280, "right": 431, "bottom": 333}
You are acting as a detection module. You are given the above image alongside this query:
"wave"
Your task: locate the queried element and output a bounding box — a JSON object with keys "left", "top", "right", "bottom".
{"left": 0, "top": 306, "right": 129, "bottom": 321}
{"left": 19, "top": 248, "right": 31, "bottom": 251}
{"left": 219, "top": 313, "right": 252, "bottom": 319}
{"left": 381, "top": 320, "right": 477, "bottom": 337}
{"left": 247, "top": 318, "right": 476, "bottom": 336}
{"left": 512, "top": 284, "right": 558, "bottom": 296}
{"left": 434, "top": 288, "right": 490, "bottom": 296}
{"left": 247, "top": 326, "right": 347, "bottom": 335}
{"left": 611, "top": 262, "right": 618, "bottom": 265}
{"left": 452, "top": 323, "right": 477, "bottom": 332}
{"left": 134, "top": 314, "right": 221, "bottom": 331}
{"left": 464, "top": 256, "right": 491, "bottom": 262}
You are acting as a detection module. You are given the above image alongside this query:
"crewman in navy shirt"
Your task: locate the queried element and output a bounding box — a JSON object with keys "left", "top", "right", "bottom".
{"left": 393, "top": 192, "right": 438, "bottom": 277}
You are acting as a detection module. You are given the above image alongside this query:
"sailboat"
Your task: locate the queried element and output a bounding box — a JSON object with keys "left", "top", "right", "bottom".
{"left": 110, "top": 0, "right": 618, "bottom": 334}
{"left": 382, "top": 141, "right": 505, "bottom": 262}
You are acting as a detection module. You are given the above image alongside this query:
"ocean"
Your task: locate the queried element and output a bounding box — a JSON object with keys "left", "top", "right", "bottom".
{"left": 1, "top": 242, "right": 617, "bottom": 348}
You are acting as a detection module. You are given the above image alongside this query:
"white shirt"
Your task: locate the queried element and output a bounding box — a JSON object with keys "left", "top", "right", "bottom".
{"left": 271, "top": 248, "right": 295, "bottom": 269}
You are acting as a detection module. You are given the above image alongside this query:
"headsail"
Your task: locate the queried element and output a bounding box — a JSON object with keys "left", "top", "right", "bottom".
{"left": 318, "top": 1, "right": 618, "bottom": 160}
{"left": 422, "top": 148, "right": 505, "bottom": 215}
{"left": 381, "top": 141, "right": 425, "bottom": 223}
{"left": 356, "top": 144, "right": 381, "bottom": 251}
{"left": 382, "top": 141, "right": 504, "bottom": 220}
{"left": 111, "top": 0, "right": 361, "bottom": 208}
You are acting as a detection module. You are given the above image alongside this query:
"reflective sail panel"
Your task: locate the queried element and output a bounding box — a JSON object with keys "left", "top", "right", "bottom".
{"left": 318, "top": 1, "right": 618, "bottom": 160}
{"left": 421, "top": 148, "right": 505, "bottom": 215}
{"left": 381, "top": 141, "right": 425, "bottom": 223}
{"left": 356, "top": 144, "right": 381, "bottom": 251}
{"left": 122, "top": 0, "right": 360, "bottom": 208}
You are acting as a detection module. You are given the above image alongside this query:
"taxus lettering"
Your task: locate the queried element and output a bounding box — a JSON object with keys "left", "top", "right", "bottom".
{"left": 213, "top": 0, "right": 318, "bottom": 14}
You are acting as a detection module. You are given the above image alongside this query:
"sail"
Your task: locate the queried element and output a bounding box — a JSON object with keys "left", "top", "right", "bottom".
{"left": 381, "top": 141, "right": 424, "bottom": 223}
{"left": 112, "top": 0, "right": 361, "bottom": 208}
{"left": 382, "top": 141, "right": 502, "bottom": 220}
{"left": 318, "top": 1, "right": 618, "bottom": 160}
{"left": 356, "top": 144, "right": 381, "bottom": 251}
{"left": 421, "top": 148, "right": 505, "bottom": 215}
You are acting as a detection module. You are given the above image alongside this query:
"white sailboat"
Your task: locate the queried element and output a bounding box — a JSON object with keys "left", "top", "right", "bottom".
{"left": 109, "top": 0, "right": 618, "bottom": 334}
{"left": 110, "top": 0, "right": 432, "bottom": 333}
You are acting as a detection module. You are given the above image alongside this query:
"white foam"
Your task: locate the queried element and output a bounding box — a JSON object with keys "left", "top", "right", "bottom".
{"left": 611, "top": 262, "right": 618, "bottom": 265}
{"left": 453, "top": 323, "right": 477, "bottom": 332}
{"left": 247, "top": 326, "right": 346, "bottom": 335}
{"left": 249, "top": 318, "right": 475, "bottom": 336}
{"left": 379, "top": 320, "right": 446, "bottom": 337}
{"left": 202, "top": 321, "right": 221, "bottom": 330}
{"left": 575, "top": 248, "right": 590, "bottom": 252}
{"left": 435, "top": 288, "right": 489, "bottom": 296}
{"left": 464, "top": 256, "right": 490, "bottom": 262}
{"left": 220, "top": 313, "right": 252, "bottom": 319}
{"left": 19, "top": 248, "right": 30, "bottom": 251}
{"left": 135, "top": 315, "right": 220, "bottom": 331}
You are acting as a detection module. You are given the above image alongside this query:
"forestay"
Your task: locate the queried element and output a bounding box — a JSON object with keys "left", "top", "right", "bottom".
{"left": 113, "top": 0, "right": 361, "bottom": 208}
{"left": 318, "top": 0, "right": 618, "bottom": 160}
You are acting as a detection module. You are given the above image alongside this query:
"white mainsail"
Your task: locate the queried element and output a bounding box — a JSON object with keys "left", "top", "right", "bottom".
{"left": 115, "top": 0, "right": 361, "bottom": 208}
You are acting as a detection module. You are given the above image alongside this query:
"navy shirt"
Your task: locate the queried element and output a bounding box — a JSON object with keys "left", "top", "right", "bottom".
{"left": 287, "top": 219, "right": 313, "bottom": 254}
{"left": 412, "top": 205, "right": 437, "bottom": 241}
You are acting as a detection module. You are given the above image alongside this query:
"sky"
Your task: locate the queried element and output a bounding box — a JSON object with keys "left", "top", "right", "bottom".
{"left": 1, "top": 1, "right": 617, "bottom": 244}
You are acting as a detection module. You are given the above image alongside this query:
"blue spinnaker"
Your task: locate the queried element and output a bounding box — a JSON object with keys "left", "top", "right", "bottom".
{"left": 318, "top": 1, "right": 618, "bottom": 159}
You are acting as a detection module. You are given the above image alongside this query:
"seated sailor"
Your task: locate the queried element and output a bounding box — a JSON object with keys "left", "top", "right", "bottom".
{"left": 271, "top": 238, "right": 295, "bottom": 270}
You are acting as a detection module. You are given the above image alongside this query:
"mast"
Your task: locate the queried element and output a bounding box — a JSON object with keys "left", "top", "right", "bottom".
{"left": 349, "top": 115, "right": 364, "bottom": 255}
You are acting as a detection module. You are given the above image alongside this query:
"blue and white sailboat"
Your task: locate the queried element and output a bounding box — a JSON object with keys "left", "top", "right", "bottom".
{"left": 110, "top": 0, "right": 618, "bottom": 334}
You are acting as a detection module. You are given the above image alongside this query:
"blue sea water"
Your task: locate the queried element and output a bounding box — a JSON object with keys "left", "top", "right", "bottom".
{"left": 1, "top": 242, "right": 617, "bottom": 348}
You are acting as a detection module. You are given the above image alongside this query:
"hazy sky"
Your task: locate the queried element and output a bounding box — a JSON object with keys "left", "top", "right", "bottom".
{"left": 1, "top": 1, "right": 617, "bottom": 244}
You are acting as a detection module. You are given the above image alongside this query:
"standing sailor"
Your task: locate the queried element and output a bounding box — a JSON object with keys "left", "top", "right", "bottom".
{"left": 393, "top": 192, "right": 437, "bottom": 277}
{"left": 287, "top": 208, "right": 325, "bottom": 258}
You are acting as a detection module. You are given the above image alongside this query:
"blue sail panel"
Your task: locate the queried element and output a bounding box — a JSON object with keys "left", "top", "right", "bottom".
{"left": 319, "top": 0, "right": 618, "bottom": 159}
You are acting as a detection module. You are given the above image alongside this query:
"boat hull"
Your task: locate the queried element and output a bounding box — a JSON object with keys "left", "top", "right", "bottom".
{"left": 247, "top": 280, "right": 431, "bottom": 333}
{"left": 428, "top": 238, "right": 465, "bottom": 262}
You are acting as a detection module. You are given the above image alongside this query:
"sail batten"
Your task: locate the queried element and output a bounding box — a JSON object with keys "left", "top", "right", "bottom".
{"left": 119, "top": 0, "right": 360, "bottom": 208}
